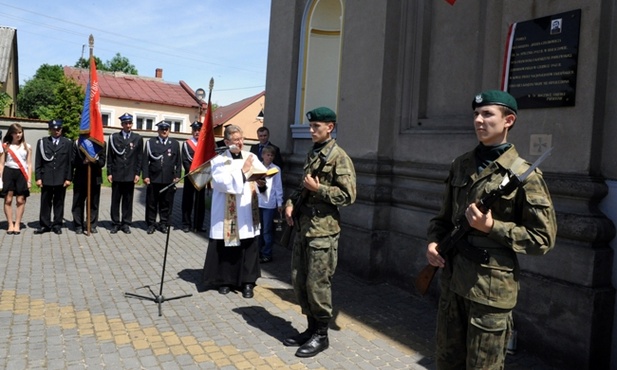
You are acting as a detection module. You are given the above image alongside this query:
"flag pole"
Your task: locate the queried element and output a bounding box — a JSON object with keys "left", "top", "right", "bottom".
{"left": 86, "top": 34, "right": 94, "bottom": 236}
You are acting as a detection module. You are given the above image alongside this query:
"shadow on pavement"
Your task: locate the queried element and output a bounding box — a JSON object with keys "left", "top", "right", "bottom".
{"left": 232, "top": 305, "right": 295, "bottom": 342}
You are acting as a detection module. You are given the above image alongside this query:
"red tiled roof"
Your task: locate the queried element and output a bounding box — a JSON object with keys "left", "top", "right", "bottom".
{"left": 213, "top": 90, "right": 265, "bottom": 128}
{"left": 64, "top": 66, "right": 200, "bottom": 108}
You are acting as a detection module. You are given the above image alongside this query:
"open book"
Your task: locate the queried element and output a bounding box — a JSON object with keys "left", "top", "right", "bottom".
{"left": 246, "top": 167, "right": 279, "bottom": 182}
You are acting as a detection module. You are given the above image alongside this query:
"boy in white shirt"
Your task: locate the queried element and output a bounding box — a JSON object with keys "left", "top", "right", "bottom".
{"left": 257, "top": 145, "right": 283, "bottom": 263}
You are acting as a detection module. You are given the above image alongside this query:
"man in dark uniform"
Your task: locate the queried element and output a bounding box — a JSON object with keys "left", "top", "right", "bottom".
{"left": 181, "top": 121, "right": 207, "bottom": 232}
{"left": 250, "top": 126, "right": 283, "bottom": 167}
{"left": 142, "top": 121, "right": 182, "bottom": 234}
{"left": 34, "top": 119, "right": 73, "bottom": 235}
{"left": 107, "top": 113, "right": 143, "bottom": 234}
{"left": 71, "top": 140, "right": 106, "bottom": 234}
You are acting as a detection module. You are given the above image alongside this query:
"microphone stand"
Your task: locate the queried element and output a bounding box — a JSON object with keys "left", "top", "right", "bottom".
{"left": 124, "top": 149, "right": 225, "bottom": 316}
{"left": 124, "top": 181, "right": 191, "bottom": 317}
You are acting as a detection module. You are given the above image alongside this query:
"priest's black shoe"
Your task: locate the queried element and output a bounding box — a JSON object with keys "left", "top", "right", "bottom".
{"left": 147, "top": 226, "right": 156, "bottom": 234}
{"left": 75, "top": 228, "right": 83, "bottom": 235}
{"left": 295, "top": 322, "right": 329, "bottom": 358}
{"left": 110, "top": 225, "right": 119, "bottom": 234}
{"left": 242, "top": 283, "right": 254, "bottom": 298}
{"left": 34, "top": 228, "right": 51, "bottom": 235}
{"left": 121, "top": 225, "right": 131, "bottom": 234}
{"left": 53, "top": 227, "right": 62, "bottom": 235}
{"left": 218, "top": 285, "right": 230, "bottom": 295}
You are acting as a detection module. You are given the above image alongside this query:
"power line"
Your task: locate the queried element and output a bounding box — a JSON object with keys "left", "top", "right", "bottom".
{"left": 0, "top": 2, "right": 267, "bottom": 75}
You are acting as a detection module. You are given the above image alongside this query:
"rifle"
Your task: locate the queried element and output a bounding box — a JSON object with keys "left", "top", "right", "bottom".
{"left": 415, "top": 148, "right": 553, "bottom": 295}
{"left": 279, "top": 148, "right": 332, "bottom": 248}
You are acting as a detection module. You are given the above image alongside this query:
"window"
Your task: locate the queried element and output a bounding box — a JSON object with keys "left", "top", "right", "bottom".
{"left": 297, "top": 0, "right": 344, "bottom": 125}
{"left": 164, "top": 119, "right": 182, "bottom": 133}
{"left": 101, "top": 112, "right": 111, "bottom": 127}
{"left": 136, "top": 116, "right": 155, "bottom": 131}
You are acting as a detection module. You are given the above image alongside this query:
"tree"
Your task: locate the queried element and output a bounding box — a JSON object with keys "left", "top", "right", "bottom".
{"left": 106, "top": 53, "right": 138, "bottom": 74}
{"left": 0, "top": 83, "right": 12, "bottom": 115}
{"left": 16, "top": 64, "right": 84, "bottom": 139}
{"left": 74, "top": 53, "right": 137, "bottom": 74}
{"left": 16, "top": 64, "right": 64, "bottom": 118}
{"left": 47, "top": 77, "right": 85, "bottom": 140}
{"left": 74, "top": 56, "right": 104, "bottom": 70}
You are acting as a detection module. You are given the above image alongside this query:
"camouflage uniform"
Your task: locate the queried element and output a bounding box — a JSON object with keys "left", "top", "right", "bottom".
{"left": 427, "top": 145, "right": 557, "bottom": 370}
{"left": 287, "top": 139, "right": 356, "bottom": 324}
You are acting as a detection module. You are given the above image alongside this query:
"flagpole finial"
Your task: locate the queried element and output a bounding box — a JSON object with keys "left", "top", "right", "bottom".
{"left": 209, "top": 78, "right": 214, "bottom": 92}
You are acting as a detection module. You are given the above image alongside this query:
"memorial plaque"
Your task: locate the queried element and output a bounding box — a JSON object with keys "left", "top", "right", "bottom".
{"left": 503, "top": 9, "right": 581, "bottom": 109}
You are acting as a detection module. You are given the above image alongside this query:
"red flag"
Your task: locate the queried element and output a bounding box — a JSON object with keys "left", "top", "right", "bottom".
{"left": 78, "top": 55, "right": 104, "bottom": 161}
{"left": 445, "top": 0, "right": 456, "bottom": 5}
{"left": 188, "top": 94, "right": 217, "bottom": 189}
{"left": 89, "top": 57, "right": 104, "bottom": 145}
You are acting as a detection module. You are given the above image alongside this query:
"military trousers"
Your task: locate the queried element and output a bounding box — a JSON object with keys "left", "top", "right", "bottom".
{"left": 436, "top": 288, "right": 512, "bottom": 370}
{"left": 291, "top": 233, "right": 339, "bottom": 323}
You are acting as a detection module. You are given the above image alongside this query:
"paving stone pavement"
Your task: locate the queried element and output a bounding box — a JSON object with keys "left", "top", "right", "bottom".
{"left": 0, "top": 186, "right": 558, "bottom": 369}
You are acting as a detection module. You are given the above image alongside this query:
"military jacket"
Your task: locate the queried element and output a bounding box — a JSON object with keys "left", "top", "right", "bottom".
{"left": 106, "top": 131, "right": 143, "bottom": 182}
{"left": 142, "top": 137, "right": 181, "bottom": 184}
{"left": 286, "top": 139, "right": 356, "bottom": 237}
{"left": 34, "top": 136, "right": 73, "bottom": 186}
{"left": 427, "top": 145, "right": 557, "bottom": 309}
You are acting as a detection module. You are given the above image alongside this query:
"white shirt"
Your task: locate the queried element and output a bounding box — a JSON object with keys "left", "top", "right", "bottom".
{"left": 4, "top": 143, "right": 30, "bottom": 171}
{"left": 209, "top": 150, "right": 268, "bottom": 240}
{"left": 257, "top": 163, "right": 283, "bottom": 209}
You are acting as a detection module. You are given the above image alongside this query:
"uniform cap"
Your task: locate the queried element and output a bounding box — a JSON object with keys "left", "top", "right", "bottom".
{"left": 190, "top": 121, "right": 203, "bottom": 130}
{"left": 306, "top": 107, "right": 337, "bottom": 123}
{"left": 48, "top": 119, "right": 63, "bottom": 129}
{"left": 156, "top": 121, "right": 171, "bottom": 129}
{"left": 472, "top": 90, "right": 518, "bottom": 114}
{"left": 119, "top": 113, "right": 133, "bottom": 122}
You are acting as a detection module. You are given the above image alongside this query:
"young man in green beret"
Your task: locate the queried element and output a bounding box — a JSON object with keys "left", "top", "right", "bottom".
{"left": 283, "top": 106, "right": 356, "bottom": 357}
{"left": 425, "top": 90, "right": 557, "bottom": 369}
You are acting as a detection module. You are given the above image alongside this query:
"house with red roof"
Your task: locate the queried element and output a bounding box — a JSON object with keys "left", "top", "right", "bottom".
{"left": 212, "top": 90, "right": 265, "bottom": 141}
{"left": 64, "top": 67, "right": 204, "bottom": 134}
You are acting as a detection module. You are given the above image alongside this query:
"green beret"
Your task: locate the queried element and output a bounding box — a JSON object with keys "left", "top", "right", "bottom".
{"left": 306, "top": 107, "right": 337, "bottom": 122}
{"left": 472, "top": 90, "right": 518, "bottom": 114}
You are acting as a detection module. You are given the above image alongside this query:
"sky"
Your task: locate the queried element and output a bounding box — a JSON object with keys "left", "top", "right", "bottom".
{"left": 1, "top": 0, "right": 272, "bottom": 106}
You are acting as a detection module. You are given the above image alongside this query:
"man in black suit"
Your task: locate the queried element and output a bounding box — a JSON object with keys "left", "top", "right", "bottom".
{"left": 250, "top": 126, "right": 283, "bottom": 167}
{"left": 34, "top": 120, "right": 73, "bottom": 234}
{"left": 107, "top": 113, "right": 143, "bottom": 234}
{"left": 181, "top": 121, "right": 207, "bottom": 232}
{"left": 71, "top": 141, "right": 106, "bottom": 234}
{"left": 142, "top": 121, "right": 182, "bottom": 234}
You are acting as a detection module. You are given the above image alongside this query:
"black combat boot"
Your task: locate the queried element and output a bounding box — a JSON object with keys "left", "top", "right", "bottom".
{"left": 295, "top": 321, "right": 329, "bottom": 358}
{"left": 283, "top": 317, "right": 316, "bottom": 346}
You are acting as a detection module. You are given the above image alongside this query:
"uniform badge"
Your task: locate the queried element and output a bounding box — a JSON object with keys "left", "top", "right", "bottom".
{"left": 130, "top": 143, "right": 134, "bottom": 149}
{"left": 475, "top": 94, "right": 483, "bottom": 104}
{"left": 167, "top": 148, "right": 172, "bottom": 156}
